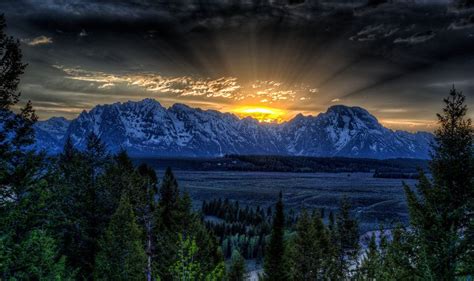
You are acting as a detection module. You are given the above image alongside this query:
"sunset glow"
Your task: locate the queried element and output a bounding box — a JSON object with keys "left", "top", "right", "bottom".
{"left": 233, "top": 106, "right": 286, "bottom": 123}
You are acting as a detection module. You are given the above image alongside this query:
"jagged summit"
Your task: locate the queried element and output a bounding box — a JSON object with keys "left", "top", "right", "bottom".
{"left": 320, "top": 104, "right": 383, "bottom": 132}
{"left": 326, "top": 104, "right": 370, "bottom": 114}
{"left": 325, "top": 104, "right": 379, "bottom": 122}
{"left": 34, "top": 99, "right": 433, "bottom": 158}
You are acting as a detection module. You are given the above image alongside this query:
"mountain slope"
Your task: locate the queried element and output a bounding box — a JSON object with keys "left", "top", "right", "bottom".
{"left": 279, "top": 105, "right": 432, "bottom": 158}
{"left": 34, "top": 99, "right": 433, "bottom": 158}
{"left": 34, "top": 117, "right": 70, "bottom": 154}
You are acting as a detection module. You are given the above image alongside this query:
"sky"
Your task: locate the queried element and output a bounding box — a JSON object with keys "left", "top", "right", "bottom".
{"left": 2, "top": 0, "right": 474, "bottom": 131}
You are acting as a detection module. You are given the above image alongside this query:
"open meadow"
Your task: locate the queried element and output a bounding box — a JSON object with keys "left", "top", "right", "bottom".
{"left": 162, "top": 170, "right": 418, "bottom": 233}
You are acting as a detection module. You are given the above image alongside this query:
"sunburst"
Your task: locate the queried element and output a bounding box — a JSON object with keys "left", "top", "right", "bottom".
{"left": 233, "top": 106, "right": 286, "bottom": 123}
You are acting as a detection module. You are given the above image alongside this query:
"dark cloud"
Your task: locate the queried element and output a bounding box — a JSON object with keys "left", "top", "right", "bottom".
{"left": 2, "top": 0, "right": 474, "bottom": 130}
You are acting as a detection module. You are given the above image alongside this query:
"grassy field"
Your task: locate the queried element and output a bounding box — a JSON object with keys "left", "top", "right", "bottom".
{"left": 158, "top": 170, "right": 418, "bottom": 233}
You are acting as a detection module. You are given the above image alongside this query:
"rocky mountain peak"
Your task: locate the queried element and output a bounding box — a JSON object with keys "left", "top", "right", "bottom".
{"left": 34, "top": 99, "right": 433, "bottom": 159}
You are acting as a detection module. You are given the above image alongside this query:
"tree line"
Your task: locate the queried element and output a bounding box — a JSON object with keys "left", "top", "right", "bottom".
{"left": 202, "top": 198, "right": 272, "bottom": 261}
{"left": 220, "top": 155, "right": 428, "bottom": 174}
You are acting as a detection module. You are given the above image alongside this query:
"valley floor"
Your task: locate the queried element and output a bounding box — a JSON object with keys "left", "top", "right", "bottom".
{"left": 160, "top": 170, "right": 418, "bottom": 233}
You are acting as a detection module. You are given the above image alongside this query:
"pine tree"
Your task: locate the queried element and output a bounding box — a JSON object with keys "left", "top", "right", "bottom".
{"left": 404, "top": 87, "right": 473, "bottom": 280}
{"left": 205, "top": 261, "right": 226, "bottom": 281}
{"left": 0, "top": 13, "right": 42, "bottom": 224}
{"left": 98, "top": 149, "right": 141, "bottom": 219}
{"left": 45, "top": 136, "right": 114, "bottom": 279}
{"left": 84, "top": 132, "right": 109, "bottom": 178}
{"left": 155, "top": 167, "right": 222, "bottom": 281}
{"left": 49, "top": 137, "right": 90, "bottom": 278}
{"left": 95, "top": 152, "right": 160, "bottom": 280}
{"left": 0, "top": 15, "right": 26, "bottom": 111}
{"left": 0, "top": 15, "right": 64, "bottom": 280}
{"left": 264, "top": 191, "right": 288, "bottom": 281}
{"left": 57, "top": 137, "right": 79, "bottom": 179}
{"left": 227, "top": 250, "right": 246, "bottom": 281}
{"left": 155, "top": 167, "right": 182, "bottom": 280}
{"left": 190, "top": 217, "right": 223, "bottom": 276}
{"left": 330, "top": 198, "right": 359, "bottom": 279}
{"left": 94, "top": 195, "right": 146, "bottom": 281}
{"left": 137, "top": 163, "right": 159, "bottom": 281}
{"left": 356, "top": 234, "right": 381, "bottom": 280}
{"left": 78, "top": 133, "right": 109, "bottom": 279}
{"left": 169, "top": 235, "right": 225, "bottom": 281}
{"left": 312, "top": 211, "right": 331, "bottom": 279}
{"left": 159, "top": 167, "right": 181, "bottom": 229}
{"left": 289, "top": 209, "right": 318, "bottom": 280}
{"left": 378, "top": 226, "right": 418, "bottom": 280}
{"left": 289, "top": 209, "right": 332, "bottom": 280}
{"left": 328, "top": 210, "right": 335, "bottom": 231}
{"left": 0, "top": 230, "right": 73, "bottom": 280}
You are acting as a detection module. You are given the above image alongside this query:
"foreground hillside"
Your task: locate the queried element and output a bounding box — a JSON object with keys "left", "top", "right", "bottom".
{"left": 34, "top": 99, "right": 433, "bottom": 159}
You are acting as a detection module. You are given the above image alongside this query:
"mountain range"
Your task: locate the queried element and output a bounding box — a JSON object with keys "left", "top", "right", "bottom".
{"left": 33, "top": 99, "right": 433, "bottom": 159}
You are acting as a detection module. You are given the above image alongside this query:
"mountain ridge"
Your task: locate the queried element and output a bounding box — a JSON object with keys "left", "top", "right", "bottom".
{"left": 33, "top": 99, "right": 433, "bottom": 159}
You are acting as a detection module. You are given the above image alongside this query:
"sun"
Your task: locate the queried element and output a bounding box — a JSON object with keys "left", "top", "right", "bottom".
{"left": 233, "top": 106, "right": 286, "bottom": 123}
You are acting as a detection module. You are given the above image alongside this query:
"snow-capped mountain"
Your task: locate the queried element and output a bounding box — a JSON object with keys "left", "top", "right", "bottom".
{"left": 34, "top": 99, "right": 433, "bottom": 158}
{"left": 279, "top": 105, "right": 433, "bottom": 158}
{"left": 34, "top": 117, "right": 70, "bottom": 154}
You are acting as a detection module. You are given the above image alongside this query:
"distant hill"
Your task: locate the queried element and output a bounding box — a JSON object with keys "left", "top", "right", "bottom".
{"left": 34, "top": 99, "right": 433, "bottom": 159}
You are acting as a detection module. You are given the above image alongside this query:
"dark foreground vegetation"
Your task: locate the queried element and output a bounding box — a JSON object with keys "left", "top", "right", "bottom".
{"left": 1, "top": 15, "right": 473, "bottom": 280}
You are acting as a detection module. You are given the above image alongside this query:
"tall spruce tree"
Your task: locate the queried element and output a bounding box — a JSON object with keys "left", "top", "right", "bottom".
{"left": 0, "top": 14, "right": 68, "bottom": 280}
{"left": 0, "top": 13, "right": 42, "bottom": 230}
{"left": 404, "top": 87, "right": 473, "bottom": 280}
{"left": 289, "top": 209, "right": 332, "bottom": 280}
{"left": 169, "top": 234, "right": 225, "bottom": 281}
{"left": 264, "top": 191, "right": 288, "bottom": 281}
{"left": 137, "top": 163, "right": 159, "bottom": 281}
{"left": 0, "top": 15, "right": 25, "bottom": 110}
{"left": 289, "top": 209, "right": 318, "bottom": 280}
{"left": 50, "top": 138, "right": 91, "bottom": 277}
{"left": 155, "top": 167, "right": 182, "bottom": 280}
{"left": 94, "top": 195, "right": 147, "bottom": 281}
{"left": 48, "top": 133, "right": 111, "bottom": 279}
{"left": 378, "top": 226, "right": 419, "bottom": 280}
{"left": 312, "top": 210, "right": 331, "bottom": 279}
{"left": 155, "top": 167, "right": 222, "bottom": 280}
{"left": 169, "top": 235, "right": 202, "bottom": 281}
{"left": 227, "top": 249, "right": 246, "bottom": 281}
{"left": 79, "top": 133, "right": 109, "bottom": 279}
{"left": 356, "top": 234, "right": 381, "bottom": 281}
{"left": 330, "top": 198, "right": 359, "bottom": 279}
{"left": 90, "top": 149, "right": 163, "bottom": 281}
{"left": 159, "top": 167, "right": 181, "bottom": 229}
{"left": 97, "top": 150, "right": 143, "bottom": 224}
{"left": 0, "top": 229, "right": 73, "bottom": 280}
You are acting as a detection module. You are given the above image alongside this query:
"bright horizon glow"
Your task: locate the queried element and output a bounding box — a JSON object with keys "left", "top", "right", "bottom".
{"left": 233, "top": 106, "right": 286, "bottom": 123}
